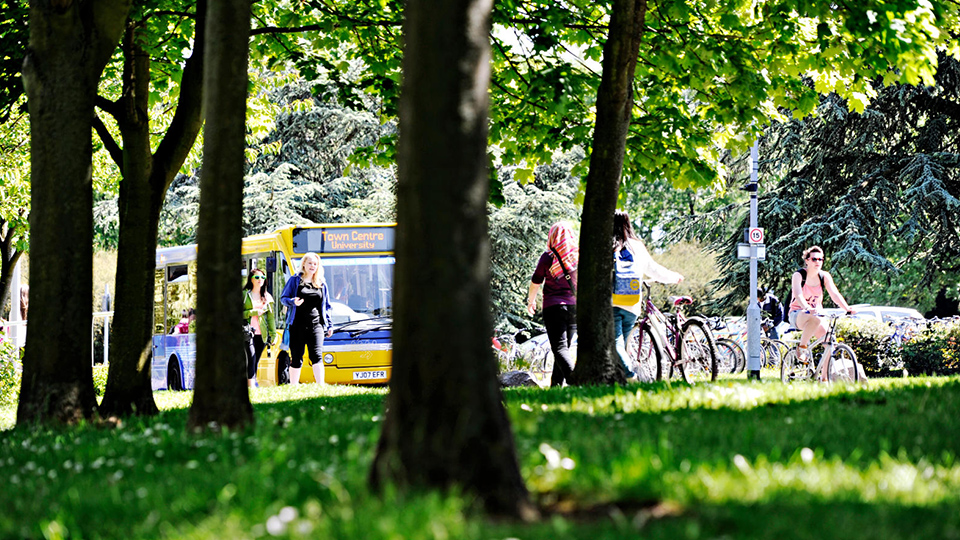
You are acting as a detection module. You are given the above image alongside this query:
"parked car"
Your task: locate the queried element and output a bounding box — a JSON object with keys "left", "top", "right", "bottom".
{"left": 819, "top": 305, "right": 924, "bottom": 323}
{"left": 778, "top": 305, "right": 923, "bottom": 334}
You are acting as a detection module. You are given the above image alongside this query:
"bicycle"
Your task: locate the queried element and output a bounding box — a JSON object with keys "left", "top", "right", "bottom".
{"left": 626, "top": 283, "right": 718, "bottom": 384}
{"left": 707, "top": 316, "right": 784, "bottom": 373}
{"left": 780, "top": 312, "right": 862, "bottom": 383}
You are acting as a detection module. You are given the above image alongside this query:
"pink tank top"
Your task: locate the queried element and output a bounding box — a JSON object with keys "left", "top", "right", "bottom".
{"left": 789, "top": 271, "right": 823, "bottom": 311}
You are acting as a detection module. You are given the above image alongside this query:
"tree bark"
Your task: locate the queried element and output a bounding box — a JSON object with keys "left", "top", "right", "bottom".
{"left": 571, "top": 0, "right": 647, "bottom": 386}
{"left": 17, "top": 0, "right": 130, "bottom": 425}
{"left": 186, "top": 0, "right": 252, "bottom": 431}
{"left": 0, "top": 227, "right": 23, "bottom": 310}
{"left": 369, "top": 0, "right": 534, "bottom": 518}
{"left": 99, "top": 2, "right": 206, "bottom": 418}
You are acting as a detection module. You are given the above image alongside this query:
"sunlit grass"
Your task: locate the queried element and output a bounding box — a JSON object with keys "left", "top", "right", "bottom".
{"left": 1, "top": 377, "right": 958, "bottom": 539}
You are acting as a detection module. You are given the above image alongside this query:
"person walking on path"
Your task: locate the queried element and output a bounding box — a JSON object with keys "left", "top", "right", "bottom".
{"left": 611, "top": 210, "right": 683, "bottom": 380}
{"left": 526, "top": 221, "right": 579, "bottom": 387}
{"left": 281, "top": 252, "right": 333, "bottom": 384}
{"left": 243, "top": 268, "right": 277, "bottom": 387}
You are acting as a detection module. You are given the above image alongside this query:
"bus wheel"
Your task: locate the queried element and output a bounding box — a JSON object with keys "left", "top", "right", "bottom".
{"left": 277, "top": 351, "right": 290, "bottom": 385}
{"left": 167, "top": 357, "right": 184, "bottom": 391}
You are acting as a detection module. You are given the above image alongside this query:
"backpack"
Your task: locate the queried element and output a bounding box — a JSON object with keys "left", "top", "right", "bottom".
{"left": 783, "top": 268, "right": 824, "bottom": 319}
{"left": 612, "top": 243, "right": 644, "bottom": 303}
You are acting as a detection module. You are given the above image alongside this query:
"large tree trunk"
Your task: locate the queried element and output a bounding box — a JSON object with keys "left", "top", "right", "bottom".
{"left": 17, "top": 0, "right": 130, "bottom": 425}
{"left": 186, "top": 0, "right": 252, "bottom": 431}
{"left": 100, "top": 4, "right": 206, "bottom": 418}
{"left": 369, "top": 0, "right": 534, "bottom": 518}
{"left": 571, "top": 0, "right": 648, "bottom": 386}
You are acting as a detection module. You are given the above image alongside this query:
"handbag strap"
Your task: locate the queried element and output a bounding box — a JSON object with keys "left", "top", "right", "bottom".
{"left": 550, "top": 247, "right": 576, "bottom": 294}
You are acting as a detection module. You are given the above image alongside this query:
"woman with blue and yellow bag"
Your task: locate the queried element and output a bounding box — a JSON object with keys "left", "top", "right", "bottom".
{"left": 612, "top": 210, "right": 683, "bottom": 380}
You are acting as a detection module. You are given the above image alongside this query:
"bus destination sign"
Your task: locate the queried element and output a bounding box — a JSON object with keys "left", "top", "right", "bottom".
{"left": 292, "top": 226, "right": 395, "bottom": 254}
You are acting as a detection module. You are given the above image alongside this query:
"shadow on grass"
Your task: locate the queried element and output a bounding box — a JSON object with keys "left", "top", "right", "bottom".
{"left": 0, "top": 378, "right": 957, "bottom": 539}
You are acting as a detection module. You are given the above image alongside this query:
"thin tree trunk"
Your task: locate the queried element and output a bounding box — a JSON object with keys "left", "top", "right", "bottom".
{"left": 17, "top": 0, "right": 130, "bottom": 425}
{"left": 186, "top": 0, "right": 252, "bottom": 431}
{"left": 100, "top": 3, "right": 205, "bottom": 418}
{"left": 99, "top": 23, "right": 160, "bottom": 417}
{"left": 0, "top": 236, "right": 22, "bottom": 311}
{"left": 571, "top": 0, "right": 648, "bottom": 386}
{"left": 369, "top": 0, "right": 534, "bottom": 518}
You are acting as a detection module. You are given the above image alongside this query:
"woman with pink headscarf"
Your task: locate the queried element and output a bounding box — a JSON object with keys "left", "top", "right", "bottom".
{"left": 526, "top": 221, "right": 578, "bottom": 386}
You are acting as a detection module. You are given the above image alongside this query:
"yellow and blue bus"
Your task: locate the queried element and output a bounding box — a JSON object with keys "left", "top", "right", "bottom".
{"left": 151, "top": 223, "right": 395, "bottom": 390}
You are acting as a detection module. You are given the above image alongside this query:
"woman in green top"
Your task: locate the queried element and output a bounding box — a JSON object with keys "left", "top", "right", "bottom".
{"left": 244, "top": 268, "right": 277, "bottom": 387}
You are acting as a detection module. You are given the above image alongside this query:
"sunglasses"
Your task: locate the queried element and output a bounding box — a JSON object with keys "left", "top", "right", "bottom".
{"left": 252, "top": 275, "right": 265, "bottom": 280}
{"left": 808, "top": 257, "right": 824, "bottom": 262}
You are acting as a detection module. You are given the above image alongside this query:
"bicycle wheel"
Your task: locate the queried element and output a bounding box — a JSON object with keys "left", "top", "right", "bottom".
{"left": 826, "top": 343, "right": 860, "bottom": 383}
{"left": 627, "top": 325, "right": 662, "bottom": 381}
{"left": 761, "top": 338, "right": 782, "bottom": 368}
{"left": 715, "top": 338, "right": 743, "bottom": 374}
{"left": 679, "top": 318, "right": 718, "bottom": 384}
{"left": 780, "top": 346, "right": 815, "bottom": 383}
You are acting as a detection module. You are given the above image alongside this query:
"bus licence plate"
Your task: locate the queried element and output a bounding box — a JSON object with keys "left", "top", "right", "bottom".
{"left": 353, "top": 370, "right": 387, "bottom": 381}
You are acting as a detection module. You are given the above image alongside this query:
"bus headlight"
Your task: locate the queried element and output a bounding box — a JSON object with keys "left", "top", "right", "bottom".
{"left": 323, "top": 353, "right": 334, "bottom": 364}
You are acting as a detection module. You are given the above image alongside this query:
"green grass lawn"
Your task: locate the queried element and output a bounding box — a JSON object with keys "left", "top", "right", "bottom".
{"left": 1, "top": 376, "right": 959, "bottom": 539}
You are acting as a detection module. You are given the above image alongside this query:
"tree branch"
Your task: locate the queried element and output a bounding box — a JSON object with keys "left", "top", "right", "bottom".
{"left": 95, "top": 96, "right": 121, "bottom": 120}
{"left": 93, "top": 113, "right": 124, "bottom": 175}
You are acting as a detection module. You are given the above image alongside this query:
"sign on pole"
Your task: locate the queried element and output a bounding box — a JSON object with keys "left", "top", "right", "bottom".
{"left": 748, "top": 227, "right": 764, "bottom": 244}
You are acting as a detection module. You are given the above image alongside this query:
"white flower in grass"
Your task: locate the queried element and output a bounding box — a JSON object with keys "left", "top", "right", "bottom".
{"left": 278, "top": 506, "right": 298, "bottom": 523}
{"left": 800, "top": 447, "right": 815, "bottom": 464}
{"left": 539, "top": 443, "right": 576, "bottom": 470}
{"left": 265, "top": 516, "right": 286, "bottom": 536}
{"left": 733, "top": 454, "right": 751, "bottom": 474}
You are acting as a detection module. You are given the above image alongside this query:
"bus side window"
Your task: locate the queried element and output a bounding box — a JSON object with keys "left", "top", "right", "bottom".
{"left": 165, "top": 263, "right": 196, "bottom": 333}
{"left": 154, "top": 268, "right": 166, "bottom": 334}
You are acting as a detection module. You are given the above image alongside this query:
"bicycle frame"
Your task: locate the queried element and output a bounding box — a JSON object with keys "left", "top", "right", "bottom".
{"left": 805, "top": 314, "right": 845, "bottom": 380}
{"left": 634, "top": 283, "right": 695, "bottom": 376}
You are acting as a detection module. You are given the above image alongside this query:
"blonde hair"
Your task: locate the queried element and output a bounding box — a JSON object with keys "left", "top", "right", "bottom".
{"left": 299, "top": 252, "right": 325, "bottom": 288}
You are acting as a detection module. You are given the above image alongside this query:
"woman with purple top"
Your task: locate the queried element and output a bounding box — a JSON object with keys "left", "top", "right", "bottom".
{"left": 526, "top": 221, "right": 578, "bottom": 386}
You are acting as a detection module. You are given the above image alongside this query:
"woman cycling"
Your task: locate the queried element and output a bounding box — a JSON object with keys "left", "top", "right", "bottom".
{"left": 788, "top": 246, "right": 855, "bottom": 366}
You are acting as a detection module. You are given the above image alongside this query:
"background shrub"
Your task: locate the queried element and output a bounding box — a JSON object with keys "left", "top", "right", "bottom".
{"left": 92, "top": 364, "right": 109, "bottom": 397}
{"left": 836, "top": 319, "right": 899, "bottom": 377}
{"left": 902, "top": 322, "right": 960, "bottom": 376}
{"left": 0, "top": 338, "right": 22, "bottom": 407}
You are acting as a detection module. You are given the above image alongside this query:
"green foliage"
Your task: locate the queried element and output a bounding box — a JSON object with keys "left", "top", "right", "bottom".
{"left": 901, "top": 322, "right": 960, "bottom": 377}
{"left": 0, "top": 107, "right": 29, "bottom": 252}
{"left": 681, "top": 52, "right": 960, "bottom": 315}
{"left": 0, "top": 336, "right": 21, "bottom": 407}
{"left": 835, "top": 318, "right": 898, "bottom": 376}
{"left": 91, "top": 364, "right": 109, "bottom": 397}
{"left": 836, "top": 319, "right": 960, "bottom": 377}
{"left": 0, "top": 0, "right": 26, "bottom": 122}
{"left": 648, "top": 241, "right": 722, "bottom": 314}
{"left": 2, "top": 379, "right": 960, "bottom": 538}
{"left": 150, "top": 75, "right": 399, "bottom": 243}
{"left": 489, "top": 154, "right": 582, "bottom": 332}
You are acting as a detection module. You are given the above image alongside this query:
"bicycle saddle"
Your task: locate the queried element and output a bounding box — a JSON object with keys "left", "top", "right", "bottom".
{"left": 669, "top": 295, "right": 693, "bottom": 306}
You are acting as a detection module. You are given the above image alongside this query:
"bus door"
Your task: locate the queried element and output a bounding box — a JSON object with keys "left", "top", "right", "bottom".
{"left": 151, "top": 261, "right": 197, "bottom": 390}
